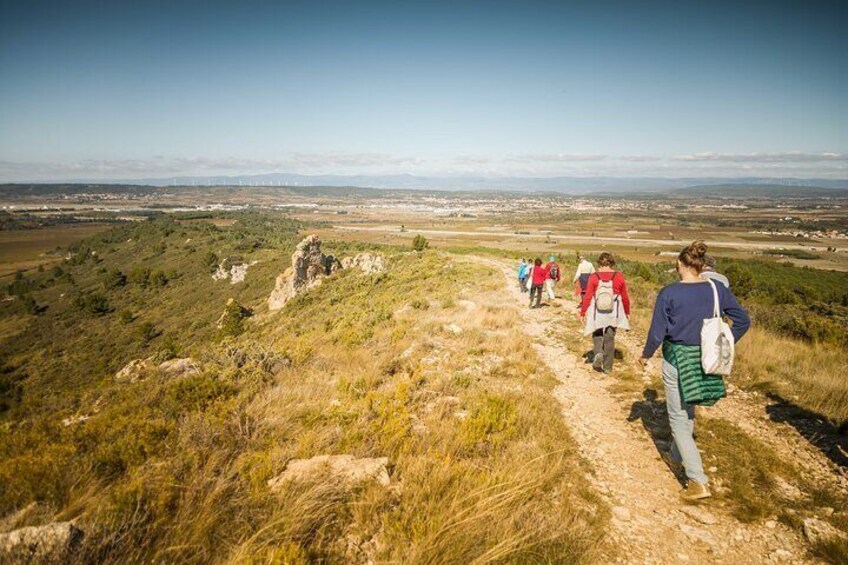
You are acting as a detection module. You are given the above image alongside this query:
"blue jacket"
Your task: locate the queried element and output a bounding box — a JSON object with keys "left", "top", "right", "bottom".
{"left": 642, "top": 281, "right": 750, "bottom": 358}
{"left": 518, "top": 263, "right": 529, "bottom": 279}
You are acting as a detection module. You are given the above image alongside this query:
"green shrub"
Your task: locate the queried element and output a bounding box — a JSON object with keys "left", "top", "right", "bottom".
{"left": 135, "top": 321, "right": 160, "bottom": 343}
{"left": 412, "top": 235, "right": 429, "bottom": 252}
{"left": 103, "top": 268, "right": 127, "bottom": 289}
{"left": 74, "top": 292, "right": 111, "bottom": 316}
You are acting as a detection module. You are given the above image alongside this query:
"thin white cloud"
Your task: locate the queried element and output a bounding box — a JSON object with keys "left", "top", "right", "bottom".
{"left": 509, "top": 153, "right": 608, "bottom": 163}
{"left": 291, "top": 152, "right": 424, "bottom": 168}
{"left": 619, "top": 155, "right": 662, "bottom": 162}
{"left": 675, "top": 151, "right": 848, "bottom": 163}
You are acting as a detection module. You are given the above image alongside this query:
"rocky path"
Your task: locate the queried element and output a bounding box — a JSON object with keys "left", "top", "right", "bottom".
{"left": 473, "top": 256, "right": 821, "bottom": 564}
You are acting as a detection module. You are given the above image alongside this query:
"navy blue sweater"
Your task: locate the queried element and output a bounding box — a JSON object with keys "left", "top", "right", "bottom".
{"left": 642, "top": 280, "right": 751, "bottom": 359}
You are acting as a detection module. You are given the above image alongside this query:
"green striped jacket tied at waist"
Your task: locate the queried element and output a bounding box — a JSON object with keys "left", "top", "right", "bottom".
{"left": 662, "top": 341, "right": 726, "bottom": 406}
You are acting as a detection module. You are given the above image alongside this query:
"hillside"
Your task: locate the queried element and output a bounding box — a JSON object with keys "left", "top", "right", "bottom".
{"left": 1, "top": 212, "right": 846, "bottom": 563}
{"left": 669, "top": 184, "right": 848, "bottom": 199}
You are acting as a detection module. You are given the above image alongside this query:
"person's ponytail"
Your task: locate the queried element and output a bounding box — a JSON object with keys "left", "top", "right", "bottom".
{"left": 678, "top": 240, "right": 708, "bottom": 273}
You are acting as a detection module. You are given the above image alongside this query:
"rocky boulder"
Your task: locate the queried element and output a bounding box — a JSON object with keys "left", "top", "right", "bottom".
{"left": 212, "top": 259, "right": 258, "bottom": 284}
{"left": 803, "top": 518, "right": 847, "bottom": 546}
{"left": 114, "top": 358, "right": 152, "bottom": 383}
{"left": 268, "top": 235, "right": 342, "bottom": 311}
{"left": 0, "top": 522, "right": 83, "bottom": 563}
{"left": 267, "top": 455, "right": 391, "bottom": 491}
{"left": 341, "top": 253, "right": 385, "bottom": 275}
{"left": 158, "top": 358, "right": 200, "bottom": 377}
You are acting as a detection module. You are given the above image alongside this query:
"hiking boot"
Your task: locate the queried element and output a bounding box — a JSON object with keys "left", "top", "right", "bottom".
{"left": 592, "top": 353, "right": 604, "bottom": 372}
{"left": 661, "top": 451, "right": 684, "bottom": 477}
{"left": 680, "top": 481, "right": 712, "bottom": 501}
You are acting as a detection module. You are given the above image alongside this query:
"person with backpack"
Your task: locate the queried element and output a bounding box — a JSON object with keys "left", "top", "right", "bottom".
{"left": 528, "top": 257, "right": 547, "bottom": 308}
{"left": 517, "top": 259, "right": 530, "bottom": 293}
{"left": 638, "top": 241, "right": 750, "bottom": 502}
{"left": 544, "top": 255, "right": 561, "bottom": 299}
{"left": 580, "top": 252, "right": 630, "bottom": 374}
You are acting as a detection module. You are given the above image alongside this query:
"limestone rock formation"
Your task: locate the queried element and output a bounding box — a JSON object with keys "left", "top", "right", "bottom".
{"left": 115, "top": 357, "right": 199, "bottom": 382}
{"left": 268, "top": 235, "right": 342, "bottom": 311}
{"left": 341, "top": 253, "right": 385, "bottom": 275}
{"left": 0, "top": 522, "right": 83, "bottom": 563}
{"left": 114, "top": 358, "right": 152, "bottom": 383}
{"left": 212, "top": 259, "right": 258, "bottom": 284}
{"left": 267, "top": 235, "right": 388, "bottom": 311}
{"left": 803, "top": 517, "right": 846, "bottom": 546}
{"left": 267, "top": 455, "right": 391, "bottom": 491}
{"left": 158, "top": 358, "right": 200, "bottom": 377}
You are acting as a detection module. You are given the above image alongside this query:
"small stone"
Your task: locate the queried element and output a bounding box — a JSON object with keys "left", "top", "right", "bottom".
{"left": 680, "top": 524, "right": 715, "bottom": 547}
{"left": 267, "top": 455, "right": 391, "bottom": 491}
{"left": 612, "top": 506, "right": 631, "bottom": 522}
{"left": 708, "top": 466, "right": 718, "bottom": 473}
{"left": 803, "top": 518, "right": 846, "bottom": 546}
{"left": 769, "top": 549, "right": 792, "bottom": 562}
{"left": 765, "top": 520, "right": 777, "bottom": 530}
{"left": 444, "top": 323, "right": 463, "bottom": 335}
{"left": 676, "top": 553, "right": 689, "bottom": 562}
{"left": 0, "top": 522, "right": 83, "bottom": 562}
{"left": 820, "top": 507, "right": 835, "bottom": 517}
{"left": 680, "top": 506, "right": 718, "bottom": 525}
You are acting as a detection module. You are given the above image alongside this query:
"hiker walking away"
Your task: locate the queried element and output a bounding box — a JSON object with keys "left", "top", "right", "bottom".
{"left": 544, "top": 255, "right": 561, "bottom": 299}
{"left": 528, "top": 258, "right": 547, "bottom": 309}
{"left": 638, "top": 241, "right": 750, "bottom": 502}
{"left": 700, "top": 255, "right": 730, "bottom": 288}
{"left": 517, "top": 258, "right": 530, "bottom": 293}
{"left": 581, "top": 252, "right": 630, "bottom": 374}
{"left": 573, "top": 254, "right": 596, "bottom": 305}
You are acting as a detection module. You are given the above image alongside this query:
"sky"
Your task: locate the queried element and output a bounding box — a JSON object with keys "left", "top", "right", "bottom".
{"left": 0, "top": 0, "right": 846, "bottom": 181}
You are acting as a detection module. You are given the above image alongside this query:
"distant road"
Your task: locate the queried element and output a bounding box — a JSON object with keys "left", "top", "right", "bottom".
{"left": 333, "top": 225, "right": 847, "bottom": 252}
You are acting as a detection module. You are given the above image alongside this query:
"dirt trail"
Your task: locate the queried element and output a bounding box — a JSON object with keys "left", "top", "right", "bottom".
{"left": 473, "top": 256, "right": 823, "bottom": 564}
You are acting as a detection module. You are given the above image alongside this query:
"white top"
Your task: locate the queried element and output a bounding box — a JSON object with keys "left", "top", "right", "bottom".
{"left": 573, "top": 259, "right": 596, "bottom": 282}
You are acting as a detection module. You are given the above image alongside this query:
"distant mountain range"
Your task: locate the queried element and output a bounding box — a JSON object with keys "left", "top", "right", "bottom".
{"left": 2, "top": 175, "right": 848, "bottom": 198}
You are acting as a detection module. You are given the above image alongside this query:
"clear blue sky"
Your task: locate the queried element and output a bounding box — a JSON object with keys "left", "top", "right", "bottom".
{"left": 1, "top": 0, "right": 846, "bottom": 180}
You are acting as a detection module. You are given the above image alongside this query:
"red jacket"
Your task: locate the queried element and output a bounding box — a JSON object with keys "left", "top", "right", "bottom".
{"left": 530, "top": 265, "right": 549, "bottom": 285}
{"left": 581, "top": 271, "right": 630, "bottom": 316}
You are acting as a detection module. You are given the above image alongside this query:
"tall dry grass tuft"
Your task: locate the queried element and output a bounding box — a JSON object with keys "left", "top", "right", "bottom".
{"left": 734, "top": 327, "right": 848, "bottom": 426}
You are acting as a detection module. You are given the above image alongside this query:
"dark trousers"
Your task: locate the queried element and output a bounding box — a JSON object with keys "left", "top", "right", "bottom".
{"left": 519, "top": 276, "right": 528, "bottom": 292}
{"left": 592, "top": 326, "right": 616, "bottom": 372}
{"left": 529, "top": 284, "right": 543, "bottom": 307}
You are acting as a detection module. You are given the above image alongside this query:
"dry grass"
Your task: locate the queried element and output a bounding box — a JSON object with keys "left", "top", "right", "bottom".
{"left": 13, "top": 250, "right": 605, "bottom": 562}
{"left": 734, "top": 327, "right": 848, "bottom": 426}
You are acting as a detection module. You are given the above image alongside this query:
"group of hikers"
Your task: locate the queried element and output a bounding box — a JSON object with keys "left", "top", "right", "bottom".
{"left": 517, "top": 241, "right": 750, "bottom": 502}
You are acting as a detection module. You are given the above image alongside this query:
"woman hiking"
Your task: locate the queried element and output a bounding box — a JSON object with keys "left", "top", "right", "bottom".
{"left": 639, "top": 241, "right": 750, "bottom": 501}
{"left": 580, "top": 252, "right": 630, "bottom": 374}
{"left": 528, "top": 257, "right": 547, "bottom": 309}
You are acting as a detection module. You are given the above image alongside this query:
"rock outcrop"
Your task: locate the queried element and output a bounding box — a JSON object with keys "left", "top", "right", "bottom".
{"left": 115, "top": 357, "right": 199, "bottom": 382}
{"left": 267, "top": 455, "right": 391, "bottom": 491}
{"left": 267, "top": 236, "right": 388, "bottom": 311}
{"left": 114, "top": 358, "right": 152, "bottom": 383}
{"left": 158, "top": 358, "right": 200, "bottom": 377}
{"left": 0, "top": 522, "right": 83, "bottom": 563}
{"left": 212, "top": 259, "right": 258, "bottom": 284}
{"left": 341, "top": 253, "right": 385, "bottom": 275}
{"left": 268, "top": 235, "right": 342, "bottom": 311}
{"left": 803, "top": 517, "right": 847, "bottom": 546}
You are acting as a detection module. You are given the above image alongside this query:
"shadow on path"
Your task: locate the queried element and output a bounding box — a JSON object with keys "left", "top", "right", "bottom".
{"left": 764, "top": 393, "right": 848, "bottom": 470}
{"left": 627, "top": 389, "right": 686, "bottom": 485}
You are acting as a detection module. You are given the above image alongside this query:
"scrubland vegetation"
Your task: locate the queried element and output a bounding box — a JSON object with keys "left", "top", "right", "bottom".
{"left": 0, "top": 213, "right": 603, "bottom": 562}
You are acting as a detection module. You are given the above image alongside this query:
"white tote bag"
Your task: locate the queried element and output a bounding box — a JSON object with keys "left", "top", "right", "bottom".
{"left": 701, "top": 279, "right": 735, "bottom": 375}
